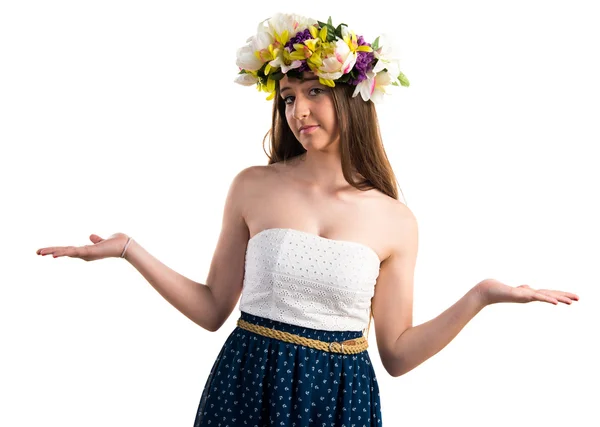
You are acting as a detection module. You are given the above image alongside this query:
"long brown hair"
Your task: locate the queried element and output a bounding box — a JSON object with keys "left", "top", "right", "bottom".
{"left": 262, "top": 78, "right": 406, "bottom": 203}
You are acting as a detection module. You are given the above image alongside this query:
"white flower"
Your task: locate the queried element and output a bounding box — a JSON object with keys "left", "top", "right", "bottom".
{"left": 373, "top": 33, "right": 402, "bottom": 79}
{"left": 267, "top": 13, "right": 317, "bottom": 39}
{"left": 235, "top": 42, "right": 263, "bottom": 71}
{"left": 374, "top": 33, "right": 396, "bottom": 57}
{"left": 318, "top": 40, "right": 357, "bottom": 80}
{"left": 373, "top": 56, "right": 400, "bottom": 80}
{"left": 235, "top": 23, "right": 276, "bottom": 71}
{"left": 351, "top": 32, "right": 405, "bottom": 101}
{"left": 352, "top": 71, "right": 375, "bottom": 101}
{"left": 254, "top": 27, "right": 274, "bottom": 51}
{"left": 352, "top": 70, "right": 394, "bottom": 103}
{"left": 340, "top": 25, "right": 351, "bottom": 39}
{"left": 234, "top": 73, "right": 258, "bottom": 86}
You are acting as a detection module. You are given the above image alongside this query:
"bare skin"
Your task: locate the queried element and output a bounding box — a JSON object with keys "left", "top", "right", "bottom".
{"left": 246, "top": 156, "right": 391, "bottom": 262}
{"left": 35, "top": 161, "right": 579, "bottom": 376}
{"left": 36, "top": 71, "right": 579, "bottom": 376}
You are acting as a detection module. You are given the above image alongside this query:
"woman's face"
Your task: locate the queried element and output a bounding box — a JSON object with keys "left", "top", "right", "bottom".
{"left": 280, "top": 72, "right": 340, "bottom": 152}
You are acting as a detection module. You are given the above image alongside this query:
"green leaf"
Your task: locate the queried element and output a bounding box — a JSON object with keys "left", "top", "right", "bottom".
{"left": 335, "top": 23, "right": 348, "bottom": 39}
{"left": 327, "top": 16, "right": 333, "bottom": 27}
{"left": 327, "top": 25, "right": 336, "bottom": 41}
{"left": 316, "top": 20, "right": 337, "bottom": 41}
{"left": 270, "top": 71, "right": 284, "bottom": 81}
{"left": 371, "top": 36, "right": 380, "bottom": 51}
{"left": 398, "top": 72, "right": 410, "bottom": 87}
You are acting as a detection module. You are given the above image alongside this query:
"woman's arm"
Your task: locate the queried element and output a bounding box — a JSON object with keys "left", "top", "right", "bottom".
{"left": 384, "top": 285, "right": 486, "bottom": 377}
{"left": 372, "top": 205, "right": 578, "bottom": 378}
{"left": 387, "top": 280, "right": 576, "bottom": 377}
{"left": 36, "top": 167, "right": 256, "bottom": 332}
{"left": 123, "top": 239, "right": 219, "bottom": 331}
{"left": 123, "top": 168, "right": 253, "bottom": 332}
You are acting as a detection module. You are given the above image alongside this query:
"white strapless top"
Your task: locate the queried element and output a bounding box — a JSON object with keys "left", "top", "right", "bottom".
{"left": 239, "top": 228, "right": 381, "bottom": 331}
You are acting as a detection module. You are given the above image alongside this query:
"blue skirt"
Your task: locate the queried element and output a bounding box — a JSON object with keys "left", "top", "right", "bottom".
{"left": 193, "top": 311, "right": 382, "bottom": 426}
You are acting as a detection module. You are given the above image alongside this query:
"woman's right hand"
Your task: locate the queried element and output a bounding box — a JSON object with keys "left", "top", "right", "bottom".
{"left": 36, "top": 233, "right": 130, "bottom": 262}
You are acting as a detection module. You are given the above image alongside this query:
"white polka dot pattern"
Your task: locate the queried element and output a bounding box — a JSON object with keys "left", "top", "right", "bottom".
{"left": 193, "top": 312, "right": 383, "bottom": 426}
{"left": 239, "top": 228, "right": 381, "bottom": 331}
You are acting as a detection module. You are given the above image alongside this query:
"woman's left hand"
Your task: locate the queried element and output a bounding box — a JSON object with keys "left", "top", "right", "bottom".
{"left": 475, "top": 278, "right": 579, "bottom": 306}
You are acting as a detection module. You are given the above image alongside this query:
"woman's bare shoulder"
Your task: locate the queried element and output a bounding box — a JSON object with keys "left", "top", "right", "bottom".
{"left": 378, "top": 194, "right": 416, "bottom": 233}
{"left": 366, "top": 191, "right": 416, "bottom": 256}
{"left": 229, "top": 164, "right": 280, "bottom": 202}
{"left": 252, "top": 161, "right": 296, "bottom": 185}
{"left": 235, "top": 164, "right": 272, "bottom": 184}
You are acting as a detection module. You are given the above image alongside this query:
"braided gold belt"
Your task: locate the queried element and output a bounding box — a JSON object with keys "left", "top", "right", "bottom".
{"left": 236, "top": 319, "right": 369, "bottom": 355}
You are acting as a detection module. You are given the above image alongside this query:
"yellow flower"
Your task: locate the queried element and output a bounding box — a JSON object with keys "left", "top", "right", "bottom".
{"left": 256, "top": 76, "right": 276, "bottom": 100}
{"left": 342, "top": 27, "right": 373, "bottom": 55}
{"left": 269, "top": 47, "right": 303, "bottom": 74}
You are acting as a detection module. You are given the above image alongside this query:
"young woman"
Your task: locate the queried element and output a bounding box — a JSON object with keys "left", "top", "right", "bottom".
{"left": 36, "top": 13, "right": 578, "bottom": 427}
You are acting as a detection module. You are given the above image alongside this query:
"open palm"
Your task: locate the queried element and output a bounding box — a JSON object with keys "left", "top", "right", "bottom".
{"left": 477, "top": 278, "right": 579, "bottom": 306}
{"left": 36, "top": 233, "right": 129, "bottom": 262}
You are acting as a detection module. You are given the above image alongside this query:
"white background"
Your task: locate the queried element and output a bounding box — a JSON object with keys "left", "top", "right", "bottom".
{"left": 2, "top": 1, "right": 598, "bottom": 426}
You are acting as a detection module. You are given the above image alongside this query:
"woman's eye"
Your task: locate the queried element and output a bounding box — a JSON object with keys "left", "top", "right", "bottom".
{"left": 283, "top": 88, "right": 324, "bottom": 105}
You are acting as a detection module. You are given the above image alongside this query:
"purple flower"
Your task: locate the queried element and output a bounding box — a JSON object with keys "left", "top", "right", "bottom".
{"left": 285, "top": 29, "right": 312, "bottom": 51}
{"left": 348, "top": 36, "right": 375, "bottom": 85}
{"left": 282, "top": 29, "right": 313, "bottom": 73}
{"left": 295, "top": 62, "right": 310, "bottom": 73}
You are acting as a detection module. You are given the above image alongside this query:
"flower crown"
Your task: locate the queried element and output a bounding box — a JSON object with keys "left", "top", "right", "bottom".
{"left": 235, "top": 13, "right": 409, "bottom": 103}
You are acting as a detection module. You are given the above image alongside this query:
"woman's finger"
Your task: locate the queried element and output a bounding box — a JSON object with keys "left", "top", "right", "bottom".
{"left": 37, "top": 247, "right": 59, "bottom": 255}
{"left": 64, "top": 246, "right": 90, "bottom": 259}
{"left": 518, "top": 285, "right": 579, "bottom": 304}
{"left": 520, "top": 287, "right": 558, "bottom": 304}
{"left": 537, "top": 289, "right": 577, "bottom": 304}
{"left": 41, "top": 245, "right": 82, "bottom": 259}
{"left": 533, "top": 291, "right": 558, "bottom": 304}
{"left": 547, "top": 291, "right": 574, "bottom": 304}
{"left": 550, "top": 291, "right": 579, "bottom": 301}
{"left": 566, "top": 292, "right": 579, "bottom": 300}
{"left": 545, "top": 293, "right": 571, "bottom": 304}
{"left": 49, "top": 246, "right": 73, "bottom": 258}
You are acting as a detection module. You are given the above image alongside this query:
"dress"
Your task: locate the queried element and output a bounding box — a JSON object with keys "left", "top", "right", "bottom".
{"left": 193, "top": 228, "right": 382, "bottom": 426}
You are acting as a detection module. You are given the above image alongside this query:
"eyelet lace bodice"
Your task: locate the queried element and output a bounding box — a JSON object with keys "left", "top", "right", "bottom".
{"left": 239, "top": 228, "right": 381, "bottom": 331}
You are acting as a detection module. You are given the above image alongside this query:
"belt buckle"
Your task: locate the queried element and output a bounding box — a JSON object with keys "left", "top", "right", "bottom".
{"left": 328, "top": 341, "right": 344, "bottom": 353}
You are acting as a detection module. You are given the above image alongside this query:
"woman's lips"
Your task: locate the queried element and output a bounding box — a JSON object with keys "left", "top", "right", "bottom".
{"left": 300, "top": 125, "right": 319, "bottom": 134}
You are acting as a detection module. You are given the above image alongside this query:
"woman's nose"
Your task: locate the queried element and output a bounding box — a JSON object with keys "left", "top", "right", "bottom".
{"left": 292, "top": 97, "right": 310, "bottom": 120}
